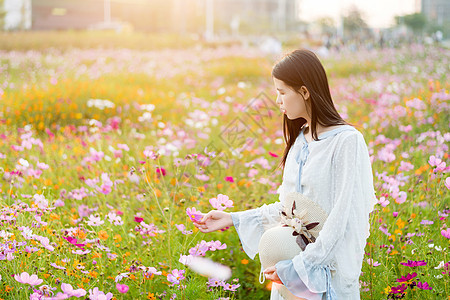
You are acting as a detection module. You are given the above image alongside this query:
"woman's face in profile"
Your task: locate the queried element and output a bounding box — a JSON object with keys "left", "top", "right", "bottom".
{"left": 273, "top": 77, "right": 309, "bottom": 121}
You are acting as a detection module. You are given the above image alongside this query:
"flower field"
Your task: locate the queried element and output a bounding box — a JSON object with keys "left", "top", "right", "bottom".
{"left": 0, "top": 40, "right": 449, "bottom": 300}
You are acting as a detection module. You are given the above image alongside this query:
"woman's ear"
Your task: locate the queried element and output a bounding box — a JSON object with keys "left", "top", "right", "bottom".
{"left": 299, "top": 86, "right": 310, "bottom": 100}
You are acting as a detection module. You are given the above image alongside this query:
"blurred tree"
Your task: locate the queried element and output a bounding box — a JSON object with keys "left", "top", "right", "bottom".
{"left": 342, "top": 5, "right": 369, "bottom": 38}
{"left": 402, "top": 13, "right": 427, "bottom": 35}
{"left": 316, "top": 16, "right": 336, "bottom": 36}
{"left": 0, "top": 0, "right": 5, "bottom": 30}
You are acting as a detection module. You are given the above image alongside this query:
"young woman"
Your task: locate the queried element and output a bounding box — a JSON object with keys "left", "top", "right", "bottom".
{"left": 194, "top": 49, "right": 377, "bottom": 300}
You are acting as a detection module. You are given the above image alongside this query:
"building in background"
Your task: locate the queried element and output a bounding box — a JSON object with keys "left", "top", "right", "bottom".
{"left": 421, "top": 0, "right": 450, "bottom": 26}
{"left": 3, "top": 0, "right": 31, "bottom": 30}
{"left": 2, "top": 0, "right": 300, "bottom": 35}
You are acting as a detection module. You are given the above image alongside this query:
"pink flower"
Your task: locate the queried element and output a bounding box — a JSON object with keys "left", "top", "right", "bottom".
{"left": 156, "top": 167, "right": 166, "bottom": 176}
{"left": 88, "top": 287, "right": 113, "bottom": 300}
{"left": 209, "top": 194, "right": 233, "bottom": 211}
{"left": 366, "top": 258, "right": 381, "bottom": 267}
{"left": 268, "top": 151, "right": 279, "bottom": 157}
{"left": 416, "top": 281, "right": 432, "bottom": 290}
{"left": 86, "top": 215, "right": 104, "bottom": 226}
{"left": 377, "top": 196, "right": 389, "bottom": 207}
{"left": 225, "top": 176, "right": 234, "bottom": 183}
{"left": 62, "top": 236, "right": 86, "bottom": 250}
{"left": 390, "top": 283, "right": 407, "bottom": 294}
{"left": 51, "top": 263, "right": 66, "bottom": 270}
{"left": 143, "top": 149, "right": 158, "bottom": 159}
{"left": 175, "top": 224, "right": 193, "bottom": 235}
{"left": 393, "top": 191, "right": 407, "bottom": 204}
{"left": 392, "top": 212, "right": 399, "bottom": 217}
{"left": 116, "top": 283, "right": 129, "bottom": 293}
{"left": 134, "top": 216, "right": 144, "bottom": 223}
{"left": 14, "top": 272, "right": 43, "bottom": 286}
{"left": 61, "top": 283, "right": 87, "bottom": 297}
{"left": 167, "top": 269, "right": 185, "bottom": 286}
{"left": 400, "top": 260, "right": 427, "bottom": 267}
{"left": 445, "top": 177, "right": 450, "bottom": 190}
{"left": 30, "top": 292, "right": 43, "bottom": 300}
{"left": 420, "top": 220, "right": 433, "bottom": 225}
{"left": 223, "top": 283, "right": 241, "bottom": 291}
{"left": 429, "top": 155, "right": 446, "bottom": 171}
{"left": 441, "top": 228, "right": 450, "bottom": 239}
{"left": 396, "top": 272, "right": 417, "bottom": 282}
{"left": 186, "top": 207, "right": 202, "bottom": 222}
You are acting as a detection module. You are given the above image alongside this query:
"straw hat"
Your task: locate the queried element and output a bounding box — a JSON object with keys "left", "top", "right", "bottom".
{"left": 258, "top": 192, "right": 329, "bottom": 300}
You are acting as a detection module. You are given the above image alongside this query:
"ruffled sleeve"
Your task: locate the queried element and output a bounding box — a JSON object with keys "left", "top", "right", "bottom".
{"left": 276, "top": 131, "right": 377, "bottom": 297}
{"left": 230, "top": 200, "right": 283, "bottom": 260}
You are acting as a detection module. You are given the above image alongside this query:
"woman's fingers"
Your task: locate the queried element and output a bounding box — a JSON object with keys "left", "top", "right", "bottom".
{"left": 199, "top": 211, "right": 213, "bottom": 223}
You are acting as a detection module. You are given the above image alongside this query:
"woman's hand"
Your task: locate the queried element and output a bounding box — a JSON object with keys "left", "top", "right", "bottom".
{"left": 263, "top": 266, "right": 283, "bottom": 284}
{"left": 193, "top": 210, "right": 233, "bottom": 233}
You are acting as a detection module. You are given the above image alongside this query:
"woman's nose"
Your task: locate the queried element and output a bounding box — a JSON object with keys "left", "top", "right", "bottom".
{"left": 276, "top": 95, "right": 282, "bottom": 104}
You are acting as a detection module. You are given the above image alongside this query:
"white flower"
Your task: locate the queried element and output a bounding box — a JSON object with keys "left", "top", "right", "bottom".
{"left": 434, "top": 261, "right": 445, "bottom": 269}
{"left": 18, "top": 158, "right": 29, "bottom": 167}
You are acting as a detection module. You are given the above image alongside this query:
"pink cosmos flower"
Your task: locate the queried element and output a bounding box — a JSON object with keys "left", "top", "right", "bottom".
{"left": 30, "top": 292, "right": 42, "bottom": 300}
{"left": 116, "top": 283, "right": 129, "bottom": 293}
{"left": 51, "top": 263, "right": 66, "bottom": 270}
{"left": 396, "top": 272, "right": 417, "bottom": 282}
{"left": 400, "top": 260, "right": 427, "bottom": 267}
{"left": 186, "top": 207, "right": 203, "bottom": 222}
{"left": 420, "top": 220, "right": 433, "bottom": 225}
{"left": 225, "top": 176, "right": 234, "bottom": 183}
{"left": 208, "top": 240, "right": 227, "bottom": 251}
{"left": 390, "top": 284, "right": 407, "bottom": 294}
{"left": 156, "top": 167, "right": 166, "bottom": 176}
{"left": 63, "top": 236, "right": 86, "bottom": 250}
{"left": 209, "top": 194, "right": 233, "bottom": 211}
{"left": 428, "top": 155, "right": 446, "bottom": 169}
{"left": 86, "top": 215, "right": 104, "bottom": 226}
{"left": 14, "top": 272, "right": 43, "bottom": 286}
{"left": 393, "top": 191, "right": 407, "bottom": 204}
{"left": 88, "top": 287, "right": 113, "bottom": 300}
{"left": 268, "top": 152, "right": 279, "bottom": 157}
{"left": 143, "top": 149, "right": 158, "bottom": 159}
{"left": 167, "top": 269, "right": 185, "bottom": 286}
{"left": 175, "top": 224, "right": 193, "bottom": 235}
{"left": 222, "top": 283, "right": 241, "bottom": 291}
{"left": 416, "top": 281, "right": 432, "bottom": 290}
{"left": 441, "top": 228, "right": 450, "bottom": 239}
{"left": 61, "top": 283, "right": 87, "bottom": 297}
{"left": 207, "top": 278, "right": 225, "bottom": 287}
{"left": 366, "top": 258, "right": 381, "bottom": 267}
{"left": 445, "top": 177, "right": 450, "bottom": 190}
{"left": 377, "top": 197, "right": 390, "bottom": 207}
{"left": 179, "top": 254, "right": 194, "bottom": 265}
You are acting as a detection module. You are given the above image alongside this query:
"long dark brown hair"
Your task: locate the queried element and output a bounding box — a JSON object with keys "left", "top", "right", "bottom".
{"left": 272, "top": 49, "right": 351, "bottom": 170}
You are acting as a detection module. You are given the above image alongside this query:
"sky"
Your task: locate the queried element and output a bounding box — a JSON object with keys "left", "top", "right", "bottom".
{"left": 299, "top": 0, "right": 419, "bottom": 28}
{"left": 4, "top": 0, "right": 419, "bottom": 30}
